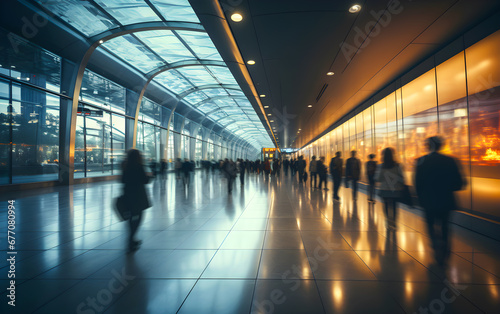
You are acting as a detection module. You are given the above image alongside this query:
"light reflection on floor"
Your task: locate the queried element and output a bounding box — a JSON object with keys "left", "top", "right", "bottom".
{"left": 0, "top": 170, "right": 499, "bottom": 313}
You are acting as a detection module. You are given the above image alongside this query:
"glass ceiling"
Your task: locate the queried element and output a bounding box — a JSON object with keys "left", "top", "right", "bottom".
{"left": 32, "top": 0, "right": 274, "bottom": 149}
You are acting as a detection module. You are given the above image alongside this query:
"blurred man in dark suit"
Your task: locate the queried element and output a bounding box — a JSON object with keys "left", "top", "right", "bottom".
{"left": 415, "top": 136, "right": 464, "bottom": 266}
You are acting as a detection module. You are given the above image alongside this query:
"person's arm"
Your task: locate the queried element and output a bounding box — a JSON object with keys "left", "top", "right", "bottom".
{"left": 374, "top": 165, "right": 382, "bottom": 182}
{"left": 450, "top": 158, "right": 465, "bottom": 191}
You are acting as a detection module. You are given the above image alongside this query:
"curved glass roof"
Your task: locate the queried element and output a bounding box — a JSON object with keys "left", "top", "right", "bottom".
{"left": 32, "top": 0, "right": 274, "bottom": 149}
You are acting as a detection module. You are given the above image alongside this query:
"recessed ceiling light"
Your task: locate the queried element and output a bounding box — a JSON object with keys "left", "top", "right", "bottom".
{"left": 327, "top": 72, "right": 335, "bottom": 76}
{"left": 99, "top": 40, "right": 104, "bottom": 44}
{"left": 267, "top": 113, "right": 271, "bottom": 116}
{"left": 264, "top": 105, "right": 269, "bottom": 109}
{"left": 349, "top": 4, "right": 361, "bottom": 13}
{"left": 247, "top": 60, "right": 256, "bottom": 65}
{"left": 307, "top": 104, "right": 312, "bottom": 108}
{"left": 270, "top": 120, "right": 274, "bottom": 122}
{"left": 11, "top": 65, "right": 16, "bottom": 68}
{"left": 231, "top": 13, "right": 243, "bottom": 22}
{"left": 260, "top": 94, "right": 266, "bottom": 97}
{"left": 298, "top": 128, "right": 301, "bottom": 130}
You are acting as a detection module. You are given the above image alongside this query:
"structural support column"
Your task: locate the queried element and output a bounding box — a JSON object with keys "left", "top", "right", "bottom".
{"left": 58, "top": 58, "right": 77, "bottom": 185}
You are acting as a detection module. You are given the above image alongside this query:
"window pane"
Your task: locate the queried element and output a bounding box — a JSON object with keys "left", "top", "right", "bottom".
{"left": 0, "top": 29, "right": 61, "bottom": 92}
{"left": 111, "top": 114, "right": 126, "bottom": 173}
{"left": 135, "top": 30, "right": 195, "bottom": 63}
{"left": 0, "top": 98, "right": 10, "bottom": 184}
{"left": 85, "top": 112, "right": 112, "bottom": 177}
{"left": 436, "top": 51, "right": 471, "bottom": 210}
{"left": 11, "top": 88, "right": 59, "bottom": 183}
{"left": 95, "top": 0, "right": 161, "bottom": 25}
{"left": 149, "top": 0, "right": 200, "bottom": 23}
{"left": 81, "top": 70, "right": 125, "bottom": 113}
{"left": 75, "top": 114, "right": 85, "bottom": 178}
{"left": 466, "top": 30, "right": 500, "bottom": 219}
{"left": 101, "top": 35, "right": 165, "bottom": 73}
{"left": 401, "top": 69, "right": 438, "bottom": 180}
{"left": 33, "top": 0, "right": 119, "bottom": 37}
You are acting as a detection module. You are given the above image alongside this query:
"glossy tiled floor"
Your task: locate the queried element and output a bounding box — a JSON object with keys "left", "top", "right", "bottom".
{"left": 1, "top": 171, "right": 499, "bottom": 313}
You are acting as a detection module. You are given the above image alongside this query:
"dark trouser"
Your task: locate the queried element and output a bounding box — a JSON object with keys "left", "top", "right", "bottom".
{"left": 228, "top": 176, "right": 234, "bottom": 192}
{"left": 383, "top": 197, "right": 398, "bottom": 227}
{"left": 298, "top": 169, "right": 304, "bottom": 182}
{"left": 240, "top": 171, "right": 245, "bottom": 185}
{"left": 333, "top": 175, "right": 341, "bottom": 198}
{"left": 284, "top": 167, "right": 288, "bottom": 175}
{"left": 368, "top": 176, "right": 375, "bottom": 200}
{"left": 347, "top": 179, "right": 358, "bottom": 199}
{"left": 310, "top": 172, "right": 317, "bottom": 188}
{"left": 425, "top": 209, "right": 451, "bottom": 264}
{"left": 183, "top": 172, "right": 190, "bottom": 187}
{"left": 128, "top": 211, "right": 143, "bottom": 245}
{"left": 318, "top": 174, "right": 327, "bottom": 189}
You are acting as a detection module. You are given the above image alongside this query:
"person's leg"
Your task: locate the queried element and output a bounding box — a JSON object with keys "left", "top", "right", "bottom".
{"left": 352, "top": 180, "right": 358, "bottom": 200}
{"left": 424, "top": 210, "right": 437, "bottom": 254}
{"left": 128, "top": 211, "right": 142, "bottom": 249}
{"left": 383, "top": 197, "right": 390, "bottom": 226}
{"left": 440, "top": 211, "right": 451, "bottom": 261}
{"left": 392, "top": 199, "right": 398, "bottom": 228}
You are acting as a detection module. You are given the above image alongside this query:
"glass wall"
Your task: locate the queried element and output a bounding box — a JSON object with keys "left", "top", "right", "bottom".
{"left": 299, "top": 29, "right": 500, "bottom": 221}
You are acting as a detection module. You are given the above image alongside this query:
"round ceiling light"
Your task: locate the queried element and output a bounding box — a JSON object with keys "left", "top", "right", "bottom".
{"left": 231, "top": 13, "right": 243, "bottom": 22}
{"left": 349, "top": 4, "right": 361, "bottom": 13}
{"left": 307, "top": 104, "right": 313, "bottom": 108}
{"left": 264, "top": 105, "right": 269, "bottom": 109}
{"left": 260, "top": 94, "right": 266, "bottom": 97}
{"left": 327, "top": 72, "right": 335, "bottom": 76}
{"left": 247, "top": 60, "right": 256, "bottom": 65}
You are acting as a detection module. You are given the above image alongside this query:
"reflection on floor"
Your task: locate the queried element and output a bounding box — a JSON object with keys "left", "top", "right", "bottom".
{"left": 0, "top": 171, "right": 499, "bottom": 313}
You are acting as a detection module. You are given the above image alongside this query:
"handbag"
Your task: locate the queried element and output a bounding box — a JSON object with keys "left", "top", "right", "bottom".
{"left": 114, "top": 195, "right": 131, "bottom": 221}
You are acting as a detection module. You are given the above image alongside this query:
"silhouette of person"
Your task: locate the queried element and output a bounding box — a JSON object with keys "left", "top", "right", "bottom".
{"left": 309, "top": 156, "right": 318, "bottom": 189}
{"left": 375, "top": 147, "right": 405, "bottom": 230}
{"left": 317, "top": 156, "right": 328, "bottom": 190}
{"left": 415, "top": 136, "right": 464, "bottom": 266}
{"left": 121, "top": 149, "right": 151, "bottom": 252}
{"left": 330, "top": 151, "right": 343, "bottom": 200}
{"left": 366, "top": 154, "right": 377, "bottom": 202}
{"left": 345, "top": 150, "right": 361, "bottom": 200}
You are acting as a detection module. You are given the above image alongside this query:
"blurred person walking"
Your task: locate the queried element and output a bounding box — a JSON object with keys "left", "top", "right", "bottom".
{"left": 160, "top": 158, "right": 167, "bottom": 180}
{"left": 237, "top": 158, "right": 245, "bottom": 185}
{"left": 330, "top": 151, "right": 343, "bottom": 200}
{"left": 121, "top": 149, "right": 151, "bottom": 252}
{"left": 296, "top": 156, "right": 306, "bottom": 183}
{"left": 181, "top": 158, "right": 193, "bottom": 188}
{"left": 366, "top": 154, "right": 377, "bottom": 202}
{"left": 345, "top": 150, "right": 361, "bottom": 200}
{"left": 317, "top": 156, "right": 328, "bottom": 190}
{"left": 309, "top": 156, "right": 318, "bottom": 189}
{"left": 174, "top": 158, "right": 182, "bottom": 180}
{"left": 415, "top": 136, "right": 464, "bottom": 266}
{"left": 222, "top": 159, "right": 237, "bottom": 193}
{"left": 283, "top": 158, "right": 289, "bottom": 176}
{"left": 375, "top": 147, "right": 405, "bottom": 230}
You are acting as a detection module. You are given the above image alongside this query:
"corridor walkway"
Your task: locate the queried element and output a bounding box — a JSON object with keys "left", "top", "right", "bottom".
{"left": 1, "top": 171, "right": 499, "bottom": 313}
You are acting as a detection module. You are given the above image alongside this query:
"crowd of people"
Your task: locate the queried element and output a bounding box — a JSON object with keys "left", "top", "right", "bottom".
{"left": 119, "top": 136, "right": 464, "bottom": 266}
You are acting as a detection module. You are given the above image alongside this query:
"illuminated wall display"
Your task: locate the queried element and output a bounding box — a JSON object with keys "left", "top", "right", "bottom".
{"left": 298, "top": 30, "right": 500, "bottom": 221}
